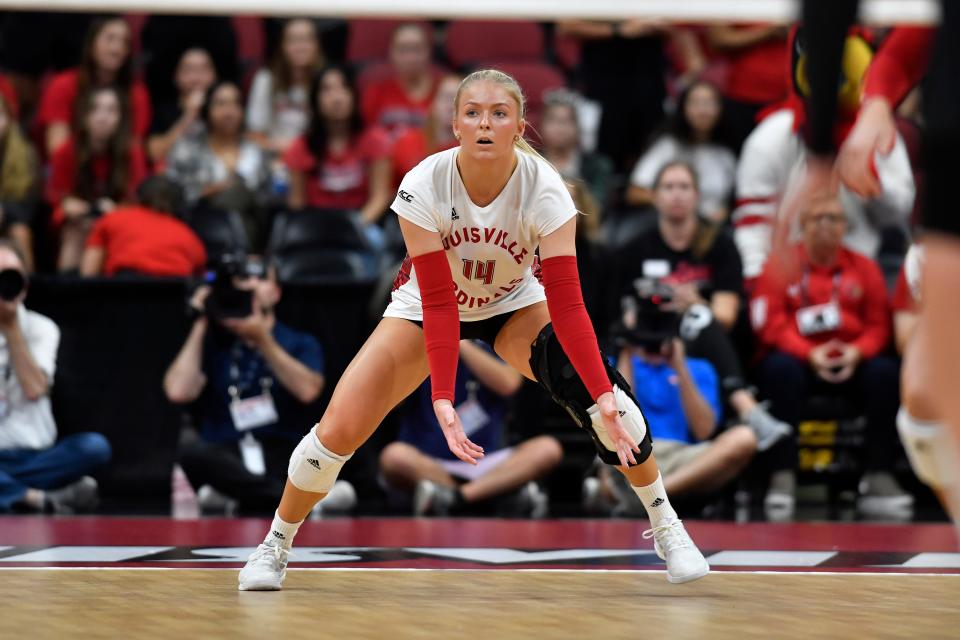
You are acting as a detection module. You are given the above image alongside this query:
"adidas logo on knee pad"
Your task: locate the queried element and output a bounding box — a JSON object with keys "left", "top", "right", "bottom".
{"left": 288, "top": 427, "right": 353, "bottom": 493}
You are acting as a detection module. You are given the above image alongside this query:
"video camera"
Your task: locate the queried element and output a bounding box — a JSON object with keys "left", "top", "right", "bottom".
{"left": 203, "top": 253, "right": 267, "bottom": 320}
{"left": 614, "top": 277, "right": 681, "bottom": 353}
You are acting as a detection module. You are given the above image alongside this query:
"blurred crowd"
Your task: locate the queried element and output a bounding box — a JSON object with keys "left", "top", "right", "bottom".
{"left": 0, "top": 13, "right": 929, "bottom": 522}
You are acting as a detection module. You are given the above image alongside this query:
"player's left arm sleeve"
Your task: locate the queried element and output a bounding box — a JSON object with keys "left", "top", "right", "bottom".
{"left": 540, "top": 253, "right": 613, "bottom": 402}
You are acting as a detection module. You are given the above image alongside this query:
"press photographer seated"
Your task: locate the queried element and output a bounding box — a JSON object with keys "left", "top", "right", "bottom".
{"left": 586, "top": 294, "right": 756, "bottom": 516}
{"left": 750, "top": 194, "right": 910, "bottom": 517}
{"left": 0, "top": 241, "right": 111, "bottom": 513}
{"left": 163, "top": 254, "right": 328, "bottom": 515}
{"left": 615, "top": 161, "right": 789, "bottom": 451}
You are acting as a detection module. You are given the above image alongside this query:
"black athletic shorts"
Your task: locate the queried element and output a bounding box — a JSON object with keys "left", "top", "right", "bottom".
{"left": 403, "top": 310, "right": 517, "bottom": 347}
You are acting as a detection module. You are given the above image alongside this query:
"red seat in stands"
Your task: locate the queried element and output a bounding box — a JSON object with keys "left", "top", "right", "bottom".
{"left": 444, "top": 20, "right": 545, "bottom": 69}
{"left": 348, "top": 19, "right": 434, "bottom": 64}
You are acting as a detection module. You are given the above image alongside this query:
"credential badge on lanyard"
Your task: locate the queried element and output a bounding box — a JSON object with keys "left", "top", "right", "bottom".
{"left": 455, "top": 380, "right": 490, "bottom": 437}
{"left": 795, "top": 270, "right": 843, "bottom": 336}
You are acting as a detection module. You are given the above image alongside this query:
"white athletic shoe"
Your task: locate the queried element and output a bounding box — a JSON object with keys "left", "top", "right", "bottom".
{"left": 643, "top": 518, "right": 710, "bottom": 584}
{"left": 238, "top": 543, "right": 289, "bottom": 591}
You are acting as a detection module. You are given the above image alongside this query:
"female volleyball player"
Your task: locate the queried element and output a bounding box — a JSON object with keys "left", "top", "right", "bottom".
{"left": 239, "top": 70, "right": 710, "bottom": 590}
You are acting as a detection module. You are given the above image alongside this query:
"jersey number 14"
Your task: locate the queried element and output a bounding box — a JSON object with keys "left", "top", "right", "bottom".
{"left": 462, "top": 259, "right": 496, "bottom": 285}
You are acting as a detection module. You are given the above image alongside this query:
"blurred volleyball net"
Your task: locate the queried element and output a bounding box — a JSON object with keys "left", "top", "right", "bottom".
{"left": 0, "top": 0, "right": 941, "bottom": 23}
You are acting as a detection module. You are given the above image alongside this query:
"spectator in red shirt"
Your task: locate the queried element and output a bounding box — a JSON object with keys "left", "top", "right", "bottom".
{"left": 0, "top": 92, "right": 39, "bottom": 272}
{"left": 36, "top": 16, "right": 152, "bottom": 157}
{"left": 750, "top": 194, "right": 909, "bottom": 518}
{"left": 390, "top": 73, "right": 460, "bottom": 186}
{"left": 80, "top": 176, "right": 206, "bottom": 278}
{"left": 46, "top": 86, "right": 148, "bottom": 272}
{"left": 283, "top": 66, "right": 392, "bottom": 234}
{"left": 361, "top": 23, "right": 438, "bottom": 138}
{"left": 705, "top": 23, "right": 790, "bottom": 150}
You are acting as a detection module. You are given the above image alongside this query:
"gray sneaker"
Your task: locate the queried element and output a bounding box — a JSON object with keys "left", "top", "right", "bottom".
{"left": 744, "top": 404, "right": 792, "bottom": 452}
{"left": 764, "top": 470, "right": 796, "bottom": 522}
{"left": 197, "top": 485, "right": 238, "bottom": 515}
{"left": 413, "top": 479, "right": 458, "bottom": 516}
{"left": 515, "top": 482, "right": 549, "bottom": 519}
{"left": 858, "top": 472, "right": 914, "bottom": 518}
{"left": 46, "top": 476, "right": 99, "bottom": 514}
{"left": 310, "top": 480, "right": 358, "bottom": 519}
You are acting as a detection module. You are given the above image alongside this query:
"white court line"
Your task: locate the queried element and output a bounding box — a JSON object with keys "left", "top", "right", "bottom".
{"left": 0, "top": 566, "right": 957, "bottom": 577}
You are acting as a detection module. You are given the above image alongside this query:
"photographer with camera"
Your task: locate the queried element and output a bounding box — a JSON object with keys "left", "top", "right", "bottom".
{"left": 586, "top": 296, "right": 757, "bottom": 515}
{"left": 163, "top": 254, "right": 333, "bottom": 515}
{"left": 751, "top": 194, "right": 909, "bottom": 517}
{"left": 0, "top": 240, "right": 111, "bottom": 513}
{"left": 615, "top": 161, "right": 790, "bottom": 452}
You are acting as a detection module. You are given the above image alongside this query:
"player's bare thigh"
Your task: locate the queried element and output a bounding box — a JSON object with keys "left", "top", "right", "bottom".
{"left": 318, "top": 317, "right": 430, "bottom": 454}
{"left": 493, "top": 301, "right": 550, "bottom": 380}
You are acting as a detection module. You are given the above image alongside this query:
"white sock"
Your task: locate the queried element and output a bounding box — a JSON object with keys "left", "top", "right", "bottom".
{"left": 264, "top": 510, "right": 302, "bottom": 549}
{"left": 631, "top": 473, "right": 678, "bottom": 527}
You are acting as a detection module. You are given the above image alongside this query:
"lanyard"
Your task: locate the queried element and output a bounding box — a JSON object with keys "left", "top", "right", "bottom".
{"left": 800, "top": 268, "right": 843, "bottom": 308}
{"left": 227, "top": 344, "right": 273, "bottom": 400}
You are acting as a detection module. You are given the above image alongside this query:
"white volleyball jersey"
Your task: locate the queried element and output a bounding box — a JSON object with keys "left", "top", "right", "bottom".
{"left": 384, "top": 147, "right": 577, "bottom": 322}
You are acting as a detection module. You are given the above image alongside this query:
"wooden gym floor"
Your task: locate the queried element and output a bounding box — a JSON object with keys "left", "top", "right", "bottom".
{"left": 3, "top": 569, "right": 958, "bottom": 639}
{"left": 1, "top": 517, "right": 958, "bottom": 638}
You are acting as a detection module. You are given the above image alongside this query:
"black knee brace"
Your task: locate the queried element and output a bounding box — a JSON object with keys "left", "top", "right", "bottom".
{"left": 528, "top": 323, "right": 653, "bottom": 466}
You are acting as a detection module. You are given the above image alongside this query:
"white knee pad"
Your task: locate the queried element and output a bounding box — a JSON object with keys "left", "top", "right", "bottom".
{"left": 897, "top": 408, "right": 947, "bottom": 488}
{"left": 287, "top": 426, "right": 353, "bottom": 493}
{"left": 587, "top": 385, "right": 648, "bottom": 452}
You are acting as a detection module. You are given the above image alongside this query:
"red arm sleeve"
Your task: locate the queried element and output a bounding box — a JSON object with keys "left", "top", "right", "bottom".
{"left": 413, "top": 249, "right": 459, "bottom": 403}
{"left": 851, "top": 258, "right": 892, "bottom": 359}
{"left": 540, "top": 255, "right": 612, "bottom": 401}
{"left": 862, "top": 27, "right": 935, "bottom": 107}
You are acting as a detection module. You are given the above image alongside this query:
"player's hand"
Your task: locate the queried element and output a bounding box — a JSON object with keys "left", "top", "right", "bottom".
{"left": 837, "top": 97, "right": 896, "bottom": 199}
{"left": 433, "top": 399, "right": 484, "bottom": 465}
{"left": 596, "top": 391, "right": 641, "bottom": 468}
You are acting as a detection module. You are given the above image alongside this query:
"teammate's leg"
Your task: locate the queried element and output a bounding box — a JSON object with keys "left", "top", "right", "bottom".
{"left": 898, "top": 248, "right": 960, "bottom": 525}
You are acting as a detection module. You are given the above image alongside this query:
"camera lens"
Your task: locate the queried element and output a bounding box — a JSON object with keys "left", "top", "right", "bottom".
{"left": 0, "top": 269, "right": 25, "bottom": 301}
